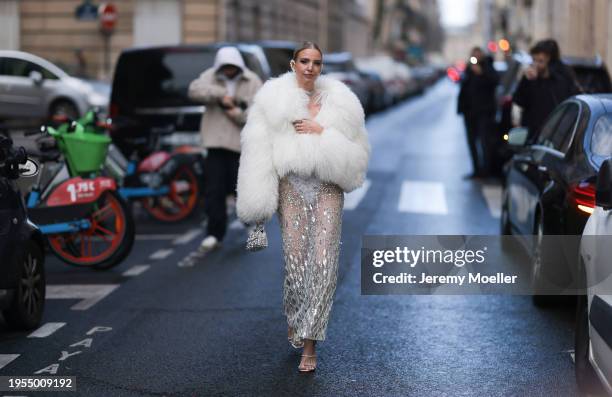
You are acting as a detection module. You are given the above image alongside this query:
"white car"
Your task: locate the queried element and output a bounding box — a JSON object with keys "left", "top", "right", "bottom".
{"left": 0, "top": 50, "right": 109, "bottom": 121}
{"left": 577, "top": 157, "right": 612, "bottom": 395}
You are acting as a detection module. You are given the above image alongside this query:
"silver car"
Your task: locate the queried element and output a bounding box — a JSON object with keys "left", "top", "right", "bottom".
{"left": 0, "top": 50, "right": 109, "bottom": 121}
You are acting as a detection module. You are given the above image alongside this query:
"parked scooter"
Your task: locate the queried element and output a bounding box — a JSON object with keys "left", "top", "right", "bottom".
{"left": 77, "top": 110, "right": 204, "bottom": 223}
{"left": 25, "top": 116, "right": 135, "bottom": 270}
{"left": 0, "top": 133, "right": 46, "bottom": 329}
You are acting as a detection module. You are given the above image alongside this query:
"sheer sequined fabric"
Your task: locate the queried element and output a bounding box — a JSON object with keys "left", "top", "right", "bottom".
{"left": 278, "top": 172, "right": 344, "bottom": 348}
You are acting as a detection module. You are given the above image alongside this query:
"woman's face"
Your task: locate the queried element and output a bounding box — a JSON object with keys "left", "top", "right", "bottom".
{"left": 292, "top": 49, "right": 322, "bottom": 87}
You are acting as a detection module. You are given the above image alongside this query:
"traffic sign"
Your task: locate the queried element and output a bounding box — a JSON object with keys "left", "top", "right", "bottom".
{"left": 99, "top": 3, "right": 118, "bottom": 33}
{"left": 75, "top": 0, "right": 98, "bottom": 21}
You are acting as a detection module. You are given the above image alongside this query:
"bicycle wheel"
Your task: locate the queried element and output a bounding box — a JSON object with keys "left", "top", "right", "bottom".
{"left": 48, "top": 189, "right": 135, "bottom": 270}
{"left": 142, "top": 165, "right": 200, "bottom": 223}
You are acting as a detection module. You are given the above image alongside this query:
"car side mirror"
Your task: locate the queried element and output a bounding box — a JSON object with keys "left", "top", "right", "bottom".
{"left": 506, "top": 127, "right": 528, "bottom": 147}
{"left": 29, "top": 70, "right": 43, "bottom": 85}
{"left": 596, "top": 158, "right": 612, "bottom": 210}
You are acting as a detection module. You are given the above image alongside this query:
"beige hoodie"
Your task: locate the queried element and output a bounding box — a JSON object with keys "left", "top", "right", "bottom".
{"left": 188, "top": 47, "right": 263, "bottom": 153}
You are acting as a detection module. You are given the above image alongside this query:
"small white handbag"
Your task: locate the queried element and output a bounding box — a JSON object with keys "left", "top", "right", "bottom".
{"left": 245, "top": 222, "right": 268, "bottom": 251}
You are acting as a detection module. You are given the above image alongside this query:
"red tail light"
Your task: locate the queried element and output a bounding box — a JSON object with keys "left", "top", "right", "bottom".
{"left": 109, "top": 103, "right": 120, "bottom": 118}
{"left": 569, "top": 182, "right": 596, "bottom": 214}
{"left": 446, "top": 67, "right": 460, "bottom": 82}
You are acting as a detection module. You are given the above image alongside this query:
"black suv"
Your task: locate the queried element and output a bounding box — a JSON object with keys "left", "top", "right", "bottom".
{"left": 109, "top": 43, "right": 273, "bottom": 156}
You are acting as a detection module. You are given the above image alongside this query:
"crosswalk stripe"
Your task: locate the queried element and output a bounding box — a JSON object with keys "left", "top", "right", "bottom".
{"left": 173, "top": 229, "right": 202, "bottom": 245}
{"left": 46, "top": 284, "right": 119, "bottom": 311}
{"left": 481, "top": 185, "right": 502, "bottom": 218}
{"left": 135, "top": 234, "right": 180, "bottom": 241}
{"left": 149, "top": 249, "right": 174, "bottom": 260}
{"left": 28, "top": 322, "right": 66, "bottom": 338}
{"left": 344, "top": 179, "right": 371, "bottom": 210}
{"left": 0, "top": 354, "right": 20, "bottom": 370}
{"left": 229, "top": 219, "right": 246, "bottom": 230}
{"left": 398, "top": 180, "right": 448, "bottom": 215}
{"left": 122, "top": 265, "right": 150, "bottom": 277}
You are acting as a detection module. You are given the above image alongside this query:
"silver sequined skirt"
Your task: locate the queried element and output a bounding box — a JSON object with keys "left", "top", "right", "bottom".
{"left": 278, "top": 172, "right": 344, "bottom": 348}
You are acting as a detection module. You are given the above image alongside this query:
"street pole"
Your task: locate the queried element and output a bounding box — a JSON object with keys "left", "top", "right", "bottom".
{"left": 103, "top": 32, "right": 110, "bottom": 80}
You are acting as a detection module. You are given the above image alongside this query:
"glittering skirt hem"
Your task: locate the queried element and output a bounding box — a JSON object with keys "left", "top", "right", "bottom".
{"left": 278, "top": 172, "right": 343, "bottom": 348}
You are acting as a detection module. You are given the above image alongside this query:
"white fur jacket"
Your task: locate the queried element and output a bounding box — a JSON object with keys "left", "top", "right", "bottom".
{"left": 235, "top": 71, "right": 371, "bottom": 224}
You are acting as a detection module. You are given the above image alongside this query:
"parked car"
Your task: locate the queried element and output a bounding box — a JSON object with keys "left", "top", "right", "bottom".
{"left": 321, "top": 52, "right": 371, "bottom": 111}
{"left": 0, "top": 133, "right": 46, "bottom": 330}
{"left": 109, "top": 43, "right": 272, "bottom": 156}
{"left": 256, "top": 40, "right": 297, "bottom": 77}
{"left": 358, "top": 70, "right": 392, "bottom": 114}
{"left": 565, "top": 55, "right": 612, "bottom": 94}
{"left": 0, "top": 50, "right": 109, "bottom": 121}
{"left": 501, "top": 94, "right": 612, "bottom": 305}
{"left": 356, "top": 55, "right": 417, "bottom": 103}
{"left": 410, "top": 65, "right": 440, "bottom": 93}
{"left": 577, "top": 157, "right": 612, "bottom": 396}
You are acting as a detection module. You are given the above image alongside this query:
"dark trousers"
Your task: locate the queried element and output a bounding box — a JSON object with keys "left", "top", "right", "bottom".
{"left": 203, "top": 148, "right": 240, "bottom": 241}
{"left": 464, "top": 113, "right": 495, "bottom": 176}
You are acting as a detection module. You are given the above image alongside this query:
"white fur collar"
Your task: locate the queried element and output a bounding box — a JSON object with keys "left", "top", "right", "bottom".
{"left": 253, "top": 71, "right": 363, "bottom": 129}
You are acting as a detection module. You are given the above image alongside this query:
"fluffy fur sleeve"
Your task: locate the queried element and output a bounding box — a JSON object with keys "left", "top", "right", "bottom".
{"left": 314, "top": 81, "right": 371, "bottom": 192}
{"left": 236, "top": 100, "right": 279, "bottom": 224}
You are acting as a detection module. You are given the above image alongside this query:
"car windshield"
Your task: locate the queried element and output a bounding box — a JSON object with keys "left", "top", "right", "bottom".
{"left": 111, "top": 48, "right": 217, "bottom": 108}
{"left": 262, "top": 47, "right": 294, "bottom": 77}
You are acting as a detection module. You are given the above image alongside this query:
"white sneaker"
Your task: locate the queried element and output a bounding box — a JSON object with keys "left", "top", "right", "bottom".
{"left": 199, "top": 235, "right": 220, "bottom": 252}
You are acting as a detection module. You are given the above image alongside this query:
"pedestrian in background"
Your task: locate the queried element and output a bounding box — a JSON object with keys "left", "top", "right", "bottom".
{"left": 236, "top": 41, "right": 370, "bottom": 372}
{"left": 188, "top": 46, "right": 263, "bottom": 251}
{"left": 457, "top": 46, "right": 500, "bottom": 178}
{"left": 513, "top": 39, "right": 581, "bottom": 142}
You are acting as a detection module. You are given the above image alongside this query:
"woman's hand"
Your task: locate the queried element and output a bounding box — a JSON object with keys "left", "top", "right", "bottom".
{"left": 293, "top": 119, "right": 323, "bottom": 134}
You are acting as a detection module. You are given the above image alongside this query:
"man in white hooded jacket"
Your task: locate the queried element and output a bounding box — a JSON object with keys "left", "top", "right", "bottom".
{"left": 188, "top": 46, "right": 262, "bottom": 251}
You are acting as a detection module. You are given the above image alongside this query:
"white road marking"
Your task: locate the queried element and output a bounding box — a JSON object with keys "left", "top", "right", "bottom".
{"left": 398, "top": 180, "right": 448, "bottom": 215}
{"left": 149, "top": 249, "right": 174, "bottom": 260}
{"left": 46, "top": 284, "right": 119, "bottom": 311}
{"left": 344, "top": 179, "right": 371, "bottom": 210}
{"left": 28, "top": 322, "right": 67, "bottom": 338}
{"left": 122, "top": 265, "right": 150, "bottom": 277}
{"left": 482, "top": 185, "right": 502, "bottom": 218}
{"left": 0, "top": 354, "right": 20, "bottom": 370}
{"left": 136, "top": 234, "right": 180, "bottom": 241}
{"left": 229, "top": 219, "right": 246, "bottom": 230}
{"left": 173, "top": 228, "right": 202, "bottom": 245}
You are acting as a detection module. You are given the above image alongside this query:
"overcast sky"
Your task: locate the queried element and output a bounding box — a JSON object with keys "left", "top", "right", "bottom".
{"left": 438, "top": 0, "right": 478, "bottom": 28}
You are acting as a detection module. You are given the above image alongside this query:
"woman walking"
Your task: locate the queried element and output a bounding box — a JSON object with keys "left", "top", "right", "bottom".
{"left": 236, "top": 42, "right": 370, "bottom": 372}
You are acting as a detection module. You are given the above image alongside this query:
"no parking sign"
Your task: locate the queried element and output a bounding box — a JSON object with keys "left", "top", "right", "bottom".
{"left": 99, "top": 3, "right": 117, "bottom": 34}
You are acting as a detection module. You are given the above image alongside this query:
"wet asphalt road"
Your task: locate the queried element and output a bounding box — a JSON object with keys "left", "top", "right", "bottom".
{"left": 0, "top": 80, "right": 578, "bottom": 396}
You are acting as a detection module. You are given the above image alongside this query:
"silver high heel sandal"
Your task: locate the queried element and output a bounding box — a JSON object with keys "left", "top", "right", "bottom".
{"left": 298, "top": 340, "right": 317, "bottom": 372}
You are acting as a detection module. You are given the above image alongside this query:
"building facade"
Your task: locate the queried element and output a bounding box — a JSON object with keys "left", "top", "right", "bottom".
{"left": 367, "top": 0, "right": 444, "bottom": 62}
{"left": 0, "top": 0, "right": 371, "bottom": 80}
{"left": 485, "top": 0, "right": 612, "bottom": 68}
